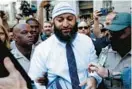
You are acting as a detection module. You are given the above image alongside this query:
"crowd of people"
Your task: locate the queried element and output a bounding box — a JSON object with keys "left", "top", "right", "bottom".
{"left": 0, "top": 1, "right": 131, "bottom": 89}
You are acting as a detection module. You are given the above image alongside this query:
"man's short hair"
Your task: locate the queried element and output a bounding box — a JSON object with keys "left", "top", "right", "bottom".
{"left": 44, "top": 21, "right": 52, "bottom": 26}
{"left": 26, "top": 18, "right": 39, "bottom": 25}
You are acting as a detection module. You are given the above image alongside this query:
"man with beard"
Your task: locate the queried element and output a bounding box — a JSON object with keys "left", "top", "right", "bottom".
{"left": 11, "top": 23, "right": 34, "bottom": 72}
{"left": 88, "top": 12, "right": 131, "bottom": 89}
{"left": 28, "top": 2, "right": 102, "bottom": 89}
{"left": 41, "top": 21, "right": 53, "bottom": 41}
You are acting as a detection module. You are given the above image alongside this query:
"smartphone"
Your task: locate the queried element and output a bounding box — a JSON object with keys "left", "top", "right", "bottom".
{"left": 0, "top": 41, "right": 33, "bottom": 89}
{"left": 98, "top": 8, "right": 107, "bottom": 16}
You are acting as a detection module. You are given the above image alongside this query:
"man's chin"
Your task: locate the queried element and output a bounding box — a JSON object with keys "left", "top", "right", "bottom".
{"left": 27, "top": 42, "right": 34, "bottom": 46}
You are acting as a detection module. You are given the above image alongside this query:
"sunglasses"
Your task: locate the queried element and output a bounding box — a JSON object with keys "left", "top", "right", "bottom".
{"left": 78, "top": 26, "right": 88, "bottom": 30}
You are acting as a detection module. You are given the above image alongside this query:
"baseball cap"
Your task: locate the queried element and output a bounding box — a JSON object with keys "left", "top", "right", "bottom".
{"left": 105, "top": 12, "right": 131, "bottom": 31}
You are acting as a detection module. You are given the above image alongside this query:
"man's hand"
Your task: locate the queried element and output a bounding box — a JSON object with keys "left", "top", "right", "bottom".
{"left": 93, "top": 10, "right": 101, "bottom": 20}
{"left": 36, "top": 72, "right": 48, "bottom": 86}
{"left": 79, "top": 77, "right": 96, "bottom": 89}
{"left": 2, "top": 13, "right": 8, "bottom": 21}
{"left": 0, "top": 57, "right": 28, "bottom": 89}
{"left": 88, "top": 63, "right": 108, "bottom": 78}
{"left": 39, "top": 0, "right": 50, "bottom": 8}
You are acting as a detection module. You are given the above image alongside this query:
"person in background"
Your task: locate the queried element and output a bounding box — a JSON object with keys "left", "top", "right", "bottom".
{"left": 8, "top": 28, "right": 14, "bottom": 42}
{"left": 16, "top": 14, "right": 23, "bottom": 24}
{"left": 0, "top": 25, "right": 10, "bottom": 49}
{"left": 26, "top": 18, "right": 41, "bottom": 47}
{"left": 0, "top": 10, "right": 9, "bottom": 31}
{"left": 78, "top": 21, "right": 91, "bottom": 36}
{"left": 89, "top": 11, "right": 115, "bottom": 56}
{"left": 89, "top": 12, "right": 131, "bottom": 89}
{"left": 89, "top": 22, "right": 110, "bottom": 56}
{"left": 41, "top": 21, "right": 53, "bottom": 41}
{"left": 93, "top": 11, "right": 117, "bottom": 38}
{"left": 11, "top": 23, "right": 34, "bottom": 72}
{"left": 29, "top": 2, "right": 102, "bottom": 89}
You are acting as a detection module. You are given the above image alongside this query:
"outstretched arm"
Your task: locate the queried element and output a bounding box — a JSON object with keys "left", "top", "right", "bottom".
{"left": 0, "top": 57, "right": 27, "bottom": 89}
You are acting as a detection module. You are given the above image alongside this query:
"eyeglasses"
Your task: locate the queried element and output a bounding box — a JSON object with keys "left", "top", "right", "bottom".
{"left": 78, "top": 26, "right": 88, "bottom": 30}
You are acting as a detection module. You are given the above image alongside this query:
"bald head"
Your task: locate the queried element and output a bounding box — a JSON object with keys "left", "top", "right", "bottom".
{"left": 13, "top": 23, "right": 34, "bottom": 47}
{"left": 13, "top": 23, "right": 31, "bottom": 34}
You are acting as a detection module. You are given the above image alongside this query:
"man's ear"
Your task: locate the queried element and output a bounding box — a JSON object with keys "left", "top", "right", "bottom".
{"left": 13, "top": 33, "right": 17, "bottom": 41}
{"left": 120, "top": 27, "right": 131, "bottom": 39}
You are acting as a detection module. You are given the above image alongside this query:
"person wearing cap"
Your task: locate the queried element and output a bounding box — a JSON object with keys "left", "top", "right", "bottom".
{"left": 28, "top": 2, "right": 102, "bottom": 89}
{"left": 91, "top": 11, "right": 116, "bottom": 56}
{"left": 88, "top": 12, "right": 131, "bottom": 89}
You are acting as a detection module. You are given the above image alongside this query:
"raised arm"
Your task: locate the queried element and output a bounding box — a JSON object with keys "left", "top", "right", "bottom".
{"left": 93, "top": 10, "right": 102, "bottom": 38}
{"left": 37, "top": 0, "right": 49, "bottom": 29}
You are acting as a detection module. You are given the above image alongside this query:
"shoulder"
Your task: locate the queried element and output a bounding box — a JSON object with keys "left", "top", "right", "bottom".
{"left": 76, "top": 33, "right": 91, "bottom": 40}
{"left": 34, "top": 34, "right": 57, "bottom": 53}
{"left": 11, "top": 48, "right": 24, "bottom": 59}
{"left": 75, "top": 33, "right": 93, "bottom": 45}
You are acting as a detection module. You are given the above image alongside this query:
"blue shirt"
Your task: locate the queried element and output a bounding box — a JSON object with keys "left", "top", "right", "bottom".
{"left": 28, "top": 33, "right": 102, "bottom": 89}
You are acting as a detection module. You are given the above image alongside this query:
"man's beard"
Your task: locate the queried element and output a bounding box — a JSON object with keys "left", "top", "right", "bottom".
{"left": 110, "top": 35, "right": 131, "bottom": 57}
{"left": 54, "top": 23, "right": 78, "bottom": 43}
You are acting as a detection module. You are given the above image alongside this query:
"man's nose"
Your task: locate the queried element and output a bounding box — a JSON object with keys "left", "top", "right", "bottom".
{"left": 27, "top": 32, "right": 32, "bottom": 37}
{"left": 63, "top": 19, "right": 69, "bottom": 27}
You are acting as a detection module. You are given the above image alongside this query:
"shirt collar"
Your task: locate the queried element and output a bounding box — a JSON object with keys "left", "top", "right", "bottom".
{"left": 11, "top": 48, "right": 26, "bottom": 60}
{"left": 34, "top": 35, "right": 42, "bottom": 46}
{"left": 53, "top": 34, "right": 67, "bottom": 47}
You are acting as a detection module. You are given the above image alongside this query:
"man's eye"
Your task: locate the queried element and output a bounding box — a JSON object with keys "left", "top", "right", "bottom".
{"left": 57, "top": 18, "right": 63, "bottom": 22}
{"left": 58, "top": 19, "right": 63, "bottom": 22}
{"left": 67, "top": 17, "right": 73, "bottom": 21}
{"left": 31, "top": 31, "right": 37, "bottom": 34}
{"left": 21, "top": 31, "right": 27, "bottom": 34}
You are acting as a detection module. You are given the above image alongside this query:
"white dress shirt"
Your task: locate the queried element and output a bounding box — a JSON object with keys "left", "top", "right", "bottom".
{"left": 28, "top": 33, "right": 102, "bottom": 89}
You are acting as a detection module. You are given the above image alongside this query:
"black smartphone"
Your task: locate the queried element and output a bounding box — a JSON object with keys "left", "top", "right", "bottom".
{"left": 98, "top": 10, "right": 105, "bottom": 16}
{"left": 98, "top": 8, "right": 107, "bottom": 16}
{"left": 0, "top": 41, "right": 33, "bottom": 89}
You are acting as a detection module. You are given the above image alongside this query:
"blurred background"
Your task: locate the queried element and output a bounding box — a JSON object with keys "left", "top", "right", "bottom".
{"left": 0, "top": 0, "right": 131, "bottom": 28}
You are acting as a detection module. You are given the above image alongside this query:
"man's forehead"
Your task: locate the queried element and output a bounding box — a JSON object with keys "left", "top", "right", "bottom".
{"left": 28, "top": 20, "right": 39, "bottom": 25}
{"left": 56, "top": 13, "right": 75, "bottom": 18}
{"left": 20, "top": 24, "right": 30, "bottom": 29}
{"left": 78, "top": 22, "right": 87, "bottom": 27}
{"left": 14, "top": 24, "right": 31, "bottom": 32}
{"left": 44, "top": 22, "right": 51, "bottom": 26}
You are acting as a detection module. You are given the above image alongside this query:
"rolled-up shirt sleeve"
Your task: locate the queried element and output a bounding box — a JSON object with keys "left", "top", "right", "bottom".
{"left": 28, "top": 46, "right": 47, "bottom": 89}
